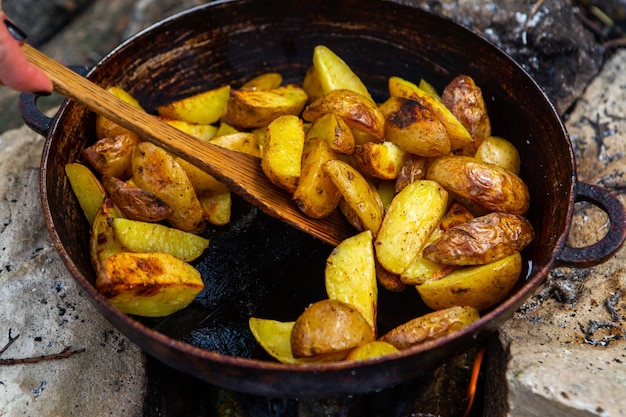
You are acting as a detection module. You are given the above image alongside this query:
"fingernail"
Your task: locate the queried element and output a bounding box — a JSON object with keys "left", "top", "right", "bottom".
{"left": 3, "top": 19, "right": 27, "bottom": 42}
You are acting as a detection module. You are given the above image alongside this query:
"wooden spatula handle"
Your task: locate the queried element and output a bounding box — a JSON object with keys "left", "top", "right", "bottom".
{"left": 22, "top": 44, "right": 353, "bottom": 246}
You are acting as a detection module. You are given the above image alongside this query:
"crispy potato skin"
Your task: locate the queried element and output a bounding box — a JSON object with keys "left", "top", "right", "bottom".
{"left": 427, "top": 155, "right": 530, "bottom": 215}
{"left": 131, "top": 142, "right": 206, "bottom": 234}
{"left": 441, "top": 75, "right": 491, "bottom": 154}
{"left": 290, "top": 299, "right": 375, "bottom": 358}
{"left": 417, "top": 252, "right": 523, "bottom": 311}
{"left": 474, "top": 136, "right": 521, "bottom": 175}
{"left": 102, "top": 175, "right": 172, "bottom": 223}
{"left": 394, "top": 155, "right": 430, "bottom": 194}
{"left": 303, "top": 89, "right": 385, "bottom": 141}
{"left": 422, "top": 212, "right": 534, "bottom": 265}
{"left": 226, "top": 84, "right": 308, "bottom": 129}
{"left": 82, "top": 133, "right": 140, "bottom": 179}
{"left": 380, "top": 306, "right": 479, "bottom": 350}
{"left": 293, "top": 137, "right": 342, "bottom": 219}
{"left": 96, "top": 251, "right": 204, "bottom": 317}
{"left": 380, "top": 96, "right": 450, "bottom": 157}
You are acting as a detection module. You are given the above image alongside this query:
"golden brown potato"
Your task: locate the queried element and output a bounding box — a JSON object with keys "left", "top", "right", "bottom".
{"left": 353, "top": 141, "right": 409, "bottom": 180}
{"left": 325, "top": 230, "right": 378, "bottom": 335}
{"left": 240, "top": 72, "right": 283, "bottom": 91}
{"left": 156, "top": 116, "right": 219, "bottom": 141}
{"left": 312, "top": 45, "right": 372, "bottom": 101}
{"left": 375, "top": 180, "right": 448, "bottom": 275}
{"left": 422, "top": 212, "right": 534, "bottom": 266}
{"left": 157, "top": 84, "right": 230, "bottom": 125}
{"left": 82, "top": 133, "right": 140, "bottom": 179}
{"left": 293, "top": 137, "right": 342, "bottom": 219}
{"left": 394, "top": 155, "right": 430, "bottom": 194}
{"left": 102, "top": 175, "right": 172, "bottom": 222}
{"left": 379, "top": 96, "right": 450, "bottom": 157}
{"left": 303, "top": 89, "right": 385, "bottom": 141}
{"left": 198, "top": 189, "right": 232, "bottom": 226}
{"left": 261, "top": 115, "right": 305, "bottom": 193}
{"left": 290, "top": 299, "right": 375, "bottom": 359}
{"left": 474, "top": 136, "right": 521, "bottom": 175}
{"left": 345, "top": 340, "right": 399, "bottom": 361}
{"left": 399, "top": 202, "right": 474, "bottom": 285}
{"left": 131, "top": 142, "right": 206, "bottom": 234}
{"left": 209, "top": 132, "right": 261, "bottom": 158}
{"left": 323, "top": 159, "right": 384, "bottom": 235}
{"left": 441, "top": 74, "right": 491, "bottom": 154}
{"left": 388, "top": 76, "right": 472, "bottom": 151}
{"left": 306, "top": 112, "right": 355, "bottom": 154}
{"left": 380, "top": 306, "right": 480, "bottom": 350}
{"left": 426, "top": 155, "right": 530, "bottom": 215}
{"left": 65, "top": 162, "right": 106, "bottom": 226}
{"left": 175, "top": 157, "right": 229, "bottom": 194}
{"left": 96, "top": 251, "right": 204, "bottom": 317}
{"left": 89, "top": 197, "right": 125, "bottom": 272}
{"left": 417, "top": 252, "right": 522, "bottom": 311}
{"left": 226, "top": 84, "right": 308, "bottom": 129}
{"left": 111, "top": 217, "right": 209, "bottom": 262}
{"left": 376, "top": 261, "right": 406, "bottom": 292}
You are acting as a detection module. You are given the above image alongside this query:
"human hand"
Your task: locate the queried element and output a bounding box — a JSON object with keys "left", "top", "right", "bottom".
{"left": 0, "top": 14, "right": 52, "bottom": 93}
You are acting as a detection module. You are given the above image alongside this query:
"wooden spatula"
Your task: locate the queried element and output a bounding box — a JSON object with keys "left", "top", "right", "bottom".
{"left": 22, "top": 44, "right": 354, "bottom": 246}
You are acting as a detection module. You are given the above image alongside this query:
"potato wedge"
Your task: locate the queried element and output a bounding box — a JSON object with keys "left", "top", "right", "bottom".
{"left": 226, "top": 84, "right": 308, "bottom": 129}
{"left": 388, "top": 76, "right": 472, "bottom": 151}
{"left": 132, "top": 142, "right": 206, "bottom": 234}
{"left": 293, "top": 137, "right": 342, "bottom": 218}
{"left": 261, "top": 115, "right": 305, "bottom": 193}
{"left": 96, "top": 251, "right": 204, "bottom": 317}
{"left": 175, "top": 157, "right": 229, "bottom": 194}
{"left": 291, "top": 299, "right": 375, "bottom": 359}
{"left": 354, "top": 141, "right": 409, "bottom": 180}
{"left": 394, "top": 155, "right": 430, "bottom": 194}
{"left": 422, "top": 212, "right": 534, "bottom": 265}
{"left": 374, "top": 180, "right": 448, "bottom": 275}
{"left": 426, "top": 155, "right": 530, "bottom": 215}
{"left": 474, "top": 136, "right": 521, "bottom": 175}
{"left": 325, "top": 230, "right": 377, "bottom": 335}
{"left": 400, "top": 202, "right": 474, "bottom": 285}
{"left": 303, "top": 89, "right": 385, "bottom": 141}
{"left": 379, "top": 96, "right": 450, "bottom": 157}
{"left": 312, "top": 45, "right": 372, "bottom": 100}
{"left": 198, "top": 189, "right": 231, "bottom": 226}
{"left": 441, "top": 74, "right": 491, "bottom": 153}
{"left": 241, "top": 72, "right": 283, "bottom": 91}
{"left": 95, "top": 86, "right": 144, "bottom": 140}
{"left": 417, "top": 252, "right": 522, "bottom": 311}
{"left": 306, "top": 112, "right": 355, "bottom": 154}
{"left": 90, "top": 197, "right": 125, "bottom": 272}
{"left": 209, "top": 132, "right": 261, "bottom": 158}
{"left": 323, "top": 159, "right": 384, "bottom": 235}
{"left": 102, "top": 175, "right": 172, "bottom": 222}
{"left": 380, "top": 306, "right": 480, "bottom": 350}
{"left": 81, "top": 133, "right": 140, "bottom": 179}
{"left": 65, "top": 162, "right": 106, "bottom": 225}
{"left": 157, "top": 84, "right": 230, "bottom": 125}
{"left": 345, "top": 341, "right": 399, "bottom": 361}
{"left": 376, "top": 261, "right": 406, "bottom": 292}
{"left": 111, "top": 217, "right": 209, "bottom": 262}
{"left": 157, "top": 116, "right": 219, "bottom": 141}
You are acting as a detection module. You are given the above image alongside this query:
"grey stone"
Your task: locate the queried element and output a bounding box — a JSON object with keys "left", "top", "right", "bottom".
{"left": 0, "top": 123, "right": 146, "bottom": 417}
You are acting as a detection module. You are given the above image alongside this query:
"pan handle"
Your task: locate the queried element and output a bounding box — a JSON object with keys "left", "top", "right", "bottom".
{"left": 555, "top": 181, "right": 626, "bottom": 267}
{"left": 18, "top": 65, "right": 90, "bottom": 137}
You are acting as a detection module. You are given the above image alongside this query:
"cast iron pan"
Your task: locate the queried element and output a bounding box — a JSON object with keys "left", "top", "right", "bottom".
{"left": 20, "top": 0, "right": 626, "bottom": 397}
